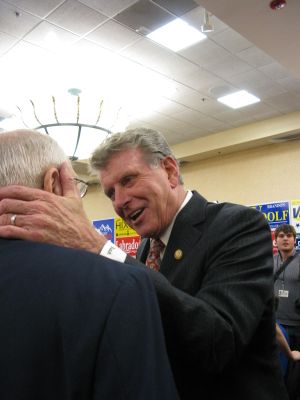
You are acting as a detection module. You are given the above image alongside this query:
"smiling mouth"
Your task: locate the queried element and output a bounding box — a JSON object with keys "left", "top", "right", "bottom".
{"left": 129, "top": 208, "right": 144, "bottom": 222}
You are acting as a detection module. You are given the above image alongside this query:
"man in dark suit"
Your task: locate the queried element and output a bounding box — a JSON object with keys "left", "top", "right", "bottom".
{"left": 0, "top": 129, "right": 178, "bottom": 400}
{"left": 0, "top": 128, "right": 288, "bottom": 399}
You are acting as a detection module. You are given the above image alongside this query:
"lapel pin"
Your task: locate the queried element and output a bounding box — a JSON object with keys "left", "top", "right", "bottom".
{"left": 174, "top": 249, "right": 183, "bottom": 260}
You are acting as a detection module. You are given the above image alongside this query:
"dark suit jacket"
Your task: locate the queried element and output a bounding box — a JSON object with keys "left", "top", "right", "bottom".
{"left": 127, "top": 191, "right": 288, "bottom": 399}
{"left": 0, "top": 239, "right": 178, "bottom": 400}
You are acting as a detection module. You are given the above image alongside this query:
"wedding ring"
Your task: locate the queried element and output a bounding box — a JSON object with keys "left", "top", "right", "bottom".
{"left": 10, "top": 214, "right": 17, "bottom": 226}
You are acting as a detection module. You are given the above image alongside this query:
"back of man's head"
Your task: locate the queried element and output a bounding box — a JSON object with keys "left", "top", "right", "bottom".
{"left": 0, "top": 129, "right": 67, "bottom": 188}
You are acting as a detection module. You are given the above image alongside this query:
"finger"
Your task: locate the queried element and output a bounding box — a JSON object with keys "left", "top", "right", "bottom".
{"left": 59, "top": 161, "right": 78, "bottom": 197}
{"left": 0, "top": 225, "right": 45, "bottom": 242}
{"left": 0, "top": 213, "right": 18, "bottom": 226}
{"left": 0, "top": 195, "right": 57, "bottom": 216}
{"left": 0, "top": 198, "right": 40, "bottom": 216}
{"left": 0, "top": 185, "right": 48, "bottom": 202}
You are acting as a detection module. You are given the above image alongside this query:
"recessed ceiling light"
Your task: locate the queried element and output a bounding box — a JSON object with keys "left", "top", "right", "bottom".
{"left": 147, "top": 18, "right": 206, "bottom": 52}
{"left": 217, "top": 90, "right": 260, "bottom": 109}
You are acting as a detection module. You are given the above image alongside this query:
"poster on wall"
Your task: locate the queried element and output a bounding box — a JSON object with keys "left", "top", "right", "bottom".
{"left": 115, "top": 217, "right": 141, "bottom": 257}
{"left": 115, "top": 218, "right": 138, "bottom": 238}
{"left": 115, "top": 236, "right": 141, "bottom": 257}
{"left": 290, "top": 199, "right": 300, "bottom": 234}
{"left": 250, "top": 201, "right": 290, "bottom": 254}
{"left": 290, "top": 199, "right": 300, "bottom": 251}
{"left": 250, "top": 201, "right": 290, "bottom": 230}
{"left": 92, "top": 218, "right": 115, "bottom": 243}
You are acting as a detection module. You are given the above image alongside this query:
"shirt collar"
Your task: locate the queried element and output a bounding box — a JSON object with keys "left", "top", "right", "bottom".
{"left": 160, "top": 190, "right": 193, "bottom": 247}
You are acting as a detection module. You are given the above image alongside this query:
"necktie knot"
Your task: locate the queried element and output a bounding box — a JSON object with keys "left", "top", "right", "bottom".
{"left": 145, "top": 239, "right": 165, "bottom": 271}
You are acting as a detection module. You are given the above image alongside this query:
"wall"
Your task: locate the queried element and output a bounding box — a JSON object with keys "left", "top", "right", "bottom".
{"left": 82, "top": 140, "right": 300, "bottom": 221}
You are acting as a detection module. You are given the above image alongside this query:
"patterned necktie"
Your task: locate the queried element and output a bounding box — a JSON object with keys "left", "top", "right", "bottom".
{"left": 145, "top": 239, "right": 165, "bottom": 271}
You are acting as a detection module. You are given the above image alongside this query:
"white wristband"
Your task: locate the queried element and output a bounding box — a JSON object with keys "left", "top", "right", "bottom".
{"left": 101, "top": 240, "right": 127, "bottom": 263}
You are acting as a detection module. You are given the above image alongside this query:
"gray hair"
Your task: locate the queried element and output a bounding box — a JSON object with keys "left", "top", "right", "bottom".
{"left": 0, "top": 129, "right": 67, "bottom": 188}
{"left": 90, "top": 127, "right": 183, "bottom": 184}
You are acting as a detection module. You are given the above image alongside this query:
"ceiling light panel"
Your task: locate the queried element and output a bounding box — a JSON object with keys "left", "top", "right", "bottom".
{"left": 147, "top": 18, "right": 206, "bottom": 52}
{"left": 217, "top": 90, "right": 260, "bottom": 109}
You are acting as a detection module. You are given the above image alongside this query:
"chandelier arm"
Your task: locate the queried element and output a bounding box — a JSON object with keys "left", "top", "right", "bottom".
{"left": 52, "top": 96, "right": 59, "bottom": 124}
{"left": 76, "top": 96, "right": 80, "bottom": 124}
{"left": 94, "top": 99, "right": 103, "bottom": 125}
{"left": 30, "top": 100, "right": 43, "bottom": 126}
{"left": 71, "top": 124, "right": 82, "bottom": 161}
{"left": 16, "top": 106, "right": 31, "bottom": 129}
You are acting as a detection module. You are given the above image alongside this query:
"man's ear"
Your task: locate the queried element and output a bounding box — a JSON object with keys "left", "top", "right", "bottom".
{"left": 43, "top": 167, "right": 63, "bottom": 195}
{"left": 161, "top": 156, "right": 180, "bottom": 188}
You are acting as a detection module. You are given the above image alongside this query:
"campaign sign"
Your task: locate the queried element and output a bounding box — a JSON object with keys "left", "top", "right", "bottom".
{"left": 295, "top": 235, "right": 300, "bottom": 252}
{"left": 290, "top": 199, "right": 300, "bottom": 234}
{"left": 93, "top": 218, "right": 115, "bottom": 243}
{"left": 115, "top": 217, "right": 138, "bottom": 237}
{"left": 116, "top": 235, "right": 141, "bottom": 257}
{"left": 251, "top": 201, "right": 290, "bottom": 230}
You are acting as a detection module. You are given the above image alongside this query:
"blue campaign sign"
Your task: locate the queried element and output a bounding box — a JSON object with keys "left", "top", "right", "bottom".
{"left": 93, "top": 218, "right": 115, "bottom": 243}
{"left": 251, "top": 201, "right": 290, "bottom": 230}
{"left": 295, "top": 235, "right": 300, "bottom": 252}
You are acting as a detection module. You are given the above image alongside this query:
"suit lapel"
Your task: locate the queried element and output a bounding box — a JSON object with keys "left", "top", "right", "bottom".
{"left": 136, "top": 192, "right": 208, "bottom": 276}
{"left": 160, "top": 191, "right": 207, "bottom": 275}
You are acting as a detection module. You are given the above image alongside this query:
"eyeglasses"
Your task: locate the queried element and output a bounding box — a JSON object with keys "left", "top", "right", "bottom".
{"left": 74, "top": 178, "right": 89, "bottom": 198}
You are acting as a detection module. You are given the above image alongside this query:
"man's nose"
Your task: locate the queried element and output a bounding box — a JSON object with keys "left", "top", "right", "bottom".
{"left": 113, "top": 186, "right": 130, "bottom": 208}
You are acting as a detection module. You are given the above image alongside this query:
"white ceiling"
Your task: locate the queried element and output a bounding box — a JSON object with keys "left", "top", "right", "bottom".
{"left": 0, "top": 0, "right": 300, "bottom": 160}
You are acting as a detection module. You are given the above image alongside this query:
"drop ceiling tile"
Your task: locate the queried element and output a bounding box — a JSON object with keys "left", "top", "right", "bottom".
{"left": 121, "top": 38, "right": 199, "bottom": 80}
{"left": 152, "top": 0, "right": 198, "bottom": 17}
{"left": 144, "top": 111, "right": 200, "bottom": 135}
{"left": 265, "top": 92, "right": 300, "bottom": 112}
{"left": 226, "top": 70, "right": 288, "bottom": 101}
{"left": 215, "top": 109, "right": 256, "bottom": 125}
{"left": 86, "top": 19, "right": 141, "bottom": 51}
{"left": 175, "top": 109, "right": 226, "bottom": 130}
{"left": 3, "top": 0, "right": 64, "bottom": 18}
{"left": 278, "top": 76, "right": 300, "bottom": 91}
{"left": 0, "top": 31, "right": 18, "bottom": 55}
{"left": 78, "top": 0, "right": 137, "bottom": 17}
{"left": 237, "top": 102, "right": 278, "bottom": 118}
{"left": 188, "top": 97, "right": 229, "bottom": 117}
{"left": 165, "top": 82, "right": 200, "bottom": 103}
{"left": 211, "top": 28, "right": 252, "bottom": 54}
{"left": 23, "top": 20, "right": 79, "bottom": 50}
{"left": 180, "top": 68, "right": 224, "bottom": 95}
{"left": 204, "top": 54, "right": 253, "bottom": 80}
{"left": 0, "top": 1, "right": 40, "bottom": 37}
{"left": 207, "top": 85, "right": 238, "bottom": 102}
{"left": 230, "top": 114, "right": 267, "bottom": 127}
{"left": 252, "top": 84, "right": 287, "bottom": 101}
{"left": 226, "top": 69, "right": 275, "bottom": 89}
{"left": 237, "top": 46, "right": 274, "bottom": 68}
{"left": 149, "top": 98, "right": 189, "bottom": 116}
{"left": 114, "top": 0, "right": 174, "bottom": 34}
{"left": 259, "top": 62, "right": 295, "bottom": 81}
{"left": 174, "top": 91, "right": 212, "bottom": 112}
{"left": 179, "top": 39, "right": 230, "bottom": 67}
{"left": 47, "top": 0, "right": 107, "bottom": 36}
